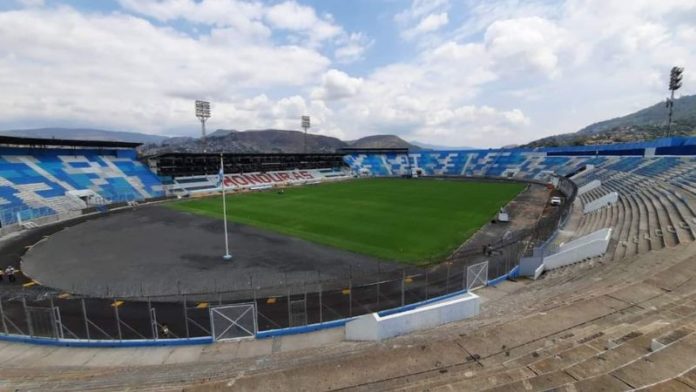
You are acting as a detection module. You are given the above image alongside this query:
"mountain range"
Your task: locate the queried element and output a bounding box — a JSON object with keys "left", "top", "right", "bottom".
{"left": 0, "top": 127, "right": 420, "bottom": 154}
{"left": 2, "top": 94, "right": 694, "bottom": 151}
{"left": 526, "top": 94, "right": 696, "bottom": 147}
{"left": 0, "top": 128, "right": 169, "bottom": 144}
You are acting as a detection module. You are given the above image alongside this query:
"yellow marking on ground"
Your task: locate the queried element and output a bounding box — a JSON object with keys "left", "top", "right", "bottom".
{"left": 404, "top": 276, "right": 414, "bottom": 283}
{"left": 57, "top": 293, "right": 71, "bottom": 299}
{"left": 266, "top": 297, "right": 277, "bottom": 304}
{"left": 111, "top": 300, "right": 124, "bottom": 308}
{"left": 342, "top": 289, "right": 351, "bottom": 295}
{"left": 22, "top": 281, "right": 38, "bottom": 288}
{"left": 196, "top": 302, "right": 209, "bottom": 309}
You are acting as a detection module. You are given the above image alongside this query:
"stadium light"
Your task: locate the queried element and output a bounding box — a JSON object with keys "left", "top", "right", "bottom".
{"left": 301, "top": 115, "right": 310, "bottom": 154}
{"left": 195, "top": 100, "right": 211, "bottom": 152}
{"left": 666, "top": 66, "right": 684, "bottom": 137}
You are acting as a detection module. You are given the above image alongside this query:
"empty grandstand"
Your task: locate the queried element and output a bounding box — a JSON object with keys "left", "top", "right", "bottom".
{"left": 0, "top": 136, "right": 163, "bottom": 229}
{"left": 147, "top": 152, "right": 350, "bottom": 194}
{"left": 1, "top": 135, "right": 696, "bottom": 391}
{"left": 344, "top": 136, "right": 696, "bottom": 274}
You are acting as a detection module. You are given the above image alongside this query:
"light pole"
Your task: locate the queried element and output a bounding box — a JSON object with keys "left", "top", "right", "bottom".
{"left": 219, "top": 153, "right": 232, "bottom": 261}
{"left": 301, "top": 115, "right": 310, "bottom": 154}
{"left": 195, "top": 100, "right": 211, "bottom": 152}
{"left": 666, "top": 66, "right": 683, "bottom": 137}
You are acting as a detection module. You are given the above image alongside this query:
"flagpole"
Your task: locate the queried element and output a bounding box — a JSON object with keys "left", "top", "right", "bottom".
{"left": 221, "top": 153, "right": 232, "bottom": 260}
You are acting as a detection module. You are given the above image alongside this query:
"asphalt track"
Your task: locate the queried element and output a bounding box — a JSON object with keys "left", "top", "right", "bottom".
{"left": 0, "top": 179, "right": 553, "bottom": 340}
{"left": 21, "top": 205, "right": 400, "bottom": 297}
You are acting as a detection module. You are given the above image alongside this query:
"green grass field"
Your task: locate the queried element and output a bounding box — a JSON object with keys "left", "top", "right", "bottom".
{"left": 169, "top": 179, "right": 524, "bottom": 265}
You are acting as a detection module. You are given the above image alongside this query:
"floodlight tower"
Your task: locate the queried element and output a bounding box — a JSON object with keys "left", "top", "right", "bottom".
{"left": 301, "top": 115, "right": 311, "bottom": 154}
{"left": 195, "top": 100, "right": 211, "bottom": 152}
{"left": 666, "top": 66, "right": 684, "bottom": 137}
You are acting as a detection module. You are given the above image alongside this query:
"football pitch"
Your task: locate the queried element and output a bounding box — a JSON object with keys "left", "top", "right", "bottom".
{"left": 170, "top": 178, "right": 525, "bottom": 265}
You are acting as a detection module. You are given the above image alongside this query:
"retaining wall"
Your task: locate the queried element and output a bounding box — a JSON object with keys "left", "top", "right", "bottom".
{"left": 345, "top": 292, "right": 480, "bottom": 341}
{"left": 543, "top": 228, "right": 612, "bottom": 271}
{"left": 577, "top": 180, "right": 601, "bottom": 195}
{"left": 583, "top": 192, "right": 618, "bottom": 213}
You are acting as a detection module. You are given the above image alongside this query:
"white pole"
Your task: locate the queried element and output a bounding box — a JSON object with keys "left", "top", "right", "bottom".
{"left": 221, "top": 154, "right": 232, "bottom": 260}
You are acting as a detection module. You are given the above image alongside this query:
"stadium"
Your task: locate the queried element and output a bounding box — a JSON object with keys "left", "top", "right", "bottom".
{"left": 1, "top": 133, "right": 696, "bottom": 390}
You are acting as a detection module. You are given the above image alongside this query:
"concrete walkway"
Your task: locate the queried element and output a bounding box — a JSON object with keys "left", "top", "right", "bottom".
{"left": 0, "top": 326, "right": 345, "bottom": 369}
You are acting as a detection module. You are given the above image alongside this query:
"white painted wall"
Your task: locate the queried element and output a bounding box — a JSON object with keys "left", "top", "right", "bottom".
{"left": 345, "top": 292, "right": 480, "bottom": 341}
{"left": 583, "top": 192, "right": 619, "bottom": 213}
{"left": 577, "top": 179, "right": 601, "bottom": 195}
{"left": 534, "top": 263, "right": 545, "bottom": 280}
{"left": 543, "top": 228, "right": 612, "bottom": 271}
{"left": 570, "top": 164, "right": 594, "bottom": 180}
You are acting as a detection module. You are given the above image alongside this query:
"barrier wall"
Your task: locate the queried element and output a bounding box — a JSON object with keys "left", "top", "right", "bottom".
{"left": 543, "top": 228, "right": 612, "bottom": 271}
{"left": 534, "top": 263, "right": 545, "bottom": 280}
{"left": 169, "top": 168, "right": 350, "bottom": 195}
{"left": 0, "top": 334, "right": 212, "bottom": 348}
{"left": 570, "top": 164, "right": 594, "bottom": 180}
{"left": 577, "top": 180, "right": 601, "bottom": 195}
{"left": 519, "top": 256, "right": 543, "bottom": 277}
{"left": 345, "top": 292, "right": 480, "bottom": 341}
{"left": 583, "top": 192, "right": 619, "bottom": 214}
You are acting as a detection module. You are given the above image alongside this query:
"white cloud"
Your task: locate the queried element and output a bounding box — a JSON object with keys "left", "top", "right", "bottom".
{"left": 119, "top": 0, "right": 346, "bottom": 46}
{"left": 484, "top": 17, "right": 567, "bottom": 77}
{"left": 396, "top": 0, "right": 450, "bottom": 42}
{"left": 334, "top": 32, "right": 373, "bottom": 63}
{"left": 312, "top": 70, "right": 363, "bottom": 100}
{"left": 118, "top": 0, "right": 270, "bottom": 39}
{"left": 0, "top": 6, "right": 329, "bottom": 133}
{"left": 394, "top": 0, "right": 449, "bottom": 25}
{"left": 264, "top": 1, "right": 341, "bottom": 45}
{"left": 2, "top": 0, "right": 696, "bottom": 148}
{"left": 403, "top": 12, "right": 449, "bottom": 39}
{"left": 16, "top": 0, "right": 44, "bottom": 7}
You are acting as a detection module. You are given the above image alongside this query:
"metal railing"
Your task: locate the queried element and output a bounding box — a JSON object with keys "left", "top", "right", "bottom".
{"left": 0, "top": 177, "right": 574, "bottom": 343}
{"left": 0, "top": 213, "right": 562, "bottom": 343}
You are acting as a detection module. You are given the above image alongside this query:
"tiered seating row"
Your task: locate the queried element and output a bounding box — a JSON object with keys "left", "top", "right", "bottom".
{"left": 0, "top": 148, "right": 163, "bottom": 226}
{"left": 570, "top": 169, "right": 696, "bottom": 262}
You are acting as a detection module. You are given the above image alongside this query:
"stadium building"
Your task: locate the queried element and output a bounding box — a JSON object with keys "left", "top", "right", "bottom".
{"left": 0, "top": 135, "right": 696, "bottom": 389}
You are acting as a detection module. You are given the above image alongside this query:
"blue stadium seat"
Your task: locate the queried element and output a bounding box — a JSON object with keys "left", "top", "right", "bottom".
{"left": 0, "top": 147, "right": 163, "bottom": 226}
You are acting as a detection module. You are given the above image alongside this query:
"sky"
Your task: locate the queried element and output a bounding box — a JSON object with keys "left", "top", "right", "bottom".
{"left": 0, "top": 0, "right": 694, "bottom": 147}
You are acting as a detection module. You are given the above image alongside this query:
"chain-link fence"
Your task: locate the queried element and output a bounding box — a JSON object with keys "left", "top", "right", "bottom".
{"left": 0, "top": 176, "right": 576, "bottom": 342}
{"left": 0, "top": 211, "right": 560, "bottom": 341}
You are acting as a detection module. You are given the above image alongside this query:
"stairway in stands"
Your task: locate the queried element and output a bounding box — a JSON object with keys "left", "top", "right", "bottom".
{"left": 3, "top": 243, "right": 696, "bottom": 391}
{"left": 568, "top": 165, "right": 696, "bottom": 265}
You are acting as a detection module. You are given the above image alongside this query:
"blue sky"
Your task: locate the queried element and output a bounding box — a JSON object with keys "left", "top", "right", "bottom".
{"left": 0, "top": 0, "right": 694, "bottom": 147}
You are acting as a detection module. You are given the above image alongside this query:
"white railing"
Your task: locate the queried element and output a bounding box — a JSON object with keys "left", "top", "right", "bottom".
{"left": 345, "top": 292, "right": 480, "bottom": 341}
{"left": 583, "top": 192, "right": 619, "bottom": 213}
{"left": 542, "top": 228, "right": 612, "bottom": 271}
{"left": 577, "top": 179, "right": 601, "bottom": 195}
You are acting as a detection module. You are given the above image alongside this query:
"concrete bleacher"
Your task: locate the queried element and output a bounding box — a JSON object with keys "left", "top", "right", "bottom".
{"left": 0, "top": 137, "right": 693, "bottom": 390}
{"left": 3, "top": 242, "right": 696, "bottom": 391}
{"left": 566, "top": 165, "right": 696, "bottom": 264}
{"left": 346, "top": 141, "right": 696, "bottom": 270}
{"left": 0, "top": 147, "right": 163, "bottom": 227}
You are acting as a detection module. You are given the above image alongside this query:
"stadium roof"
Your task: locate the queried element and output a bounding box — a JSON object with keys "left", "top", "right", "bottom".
{"left": 147, "top": 152, "right": 345, "bottom": 158}
{"left": 337, "top": 147, "right": 409, "bottom": 154}
{"left": 0, "top": 135, "right": 141, "bottom": 149}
